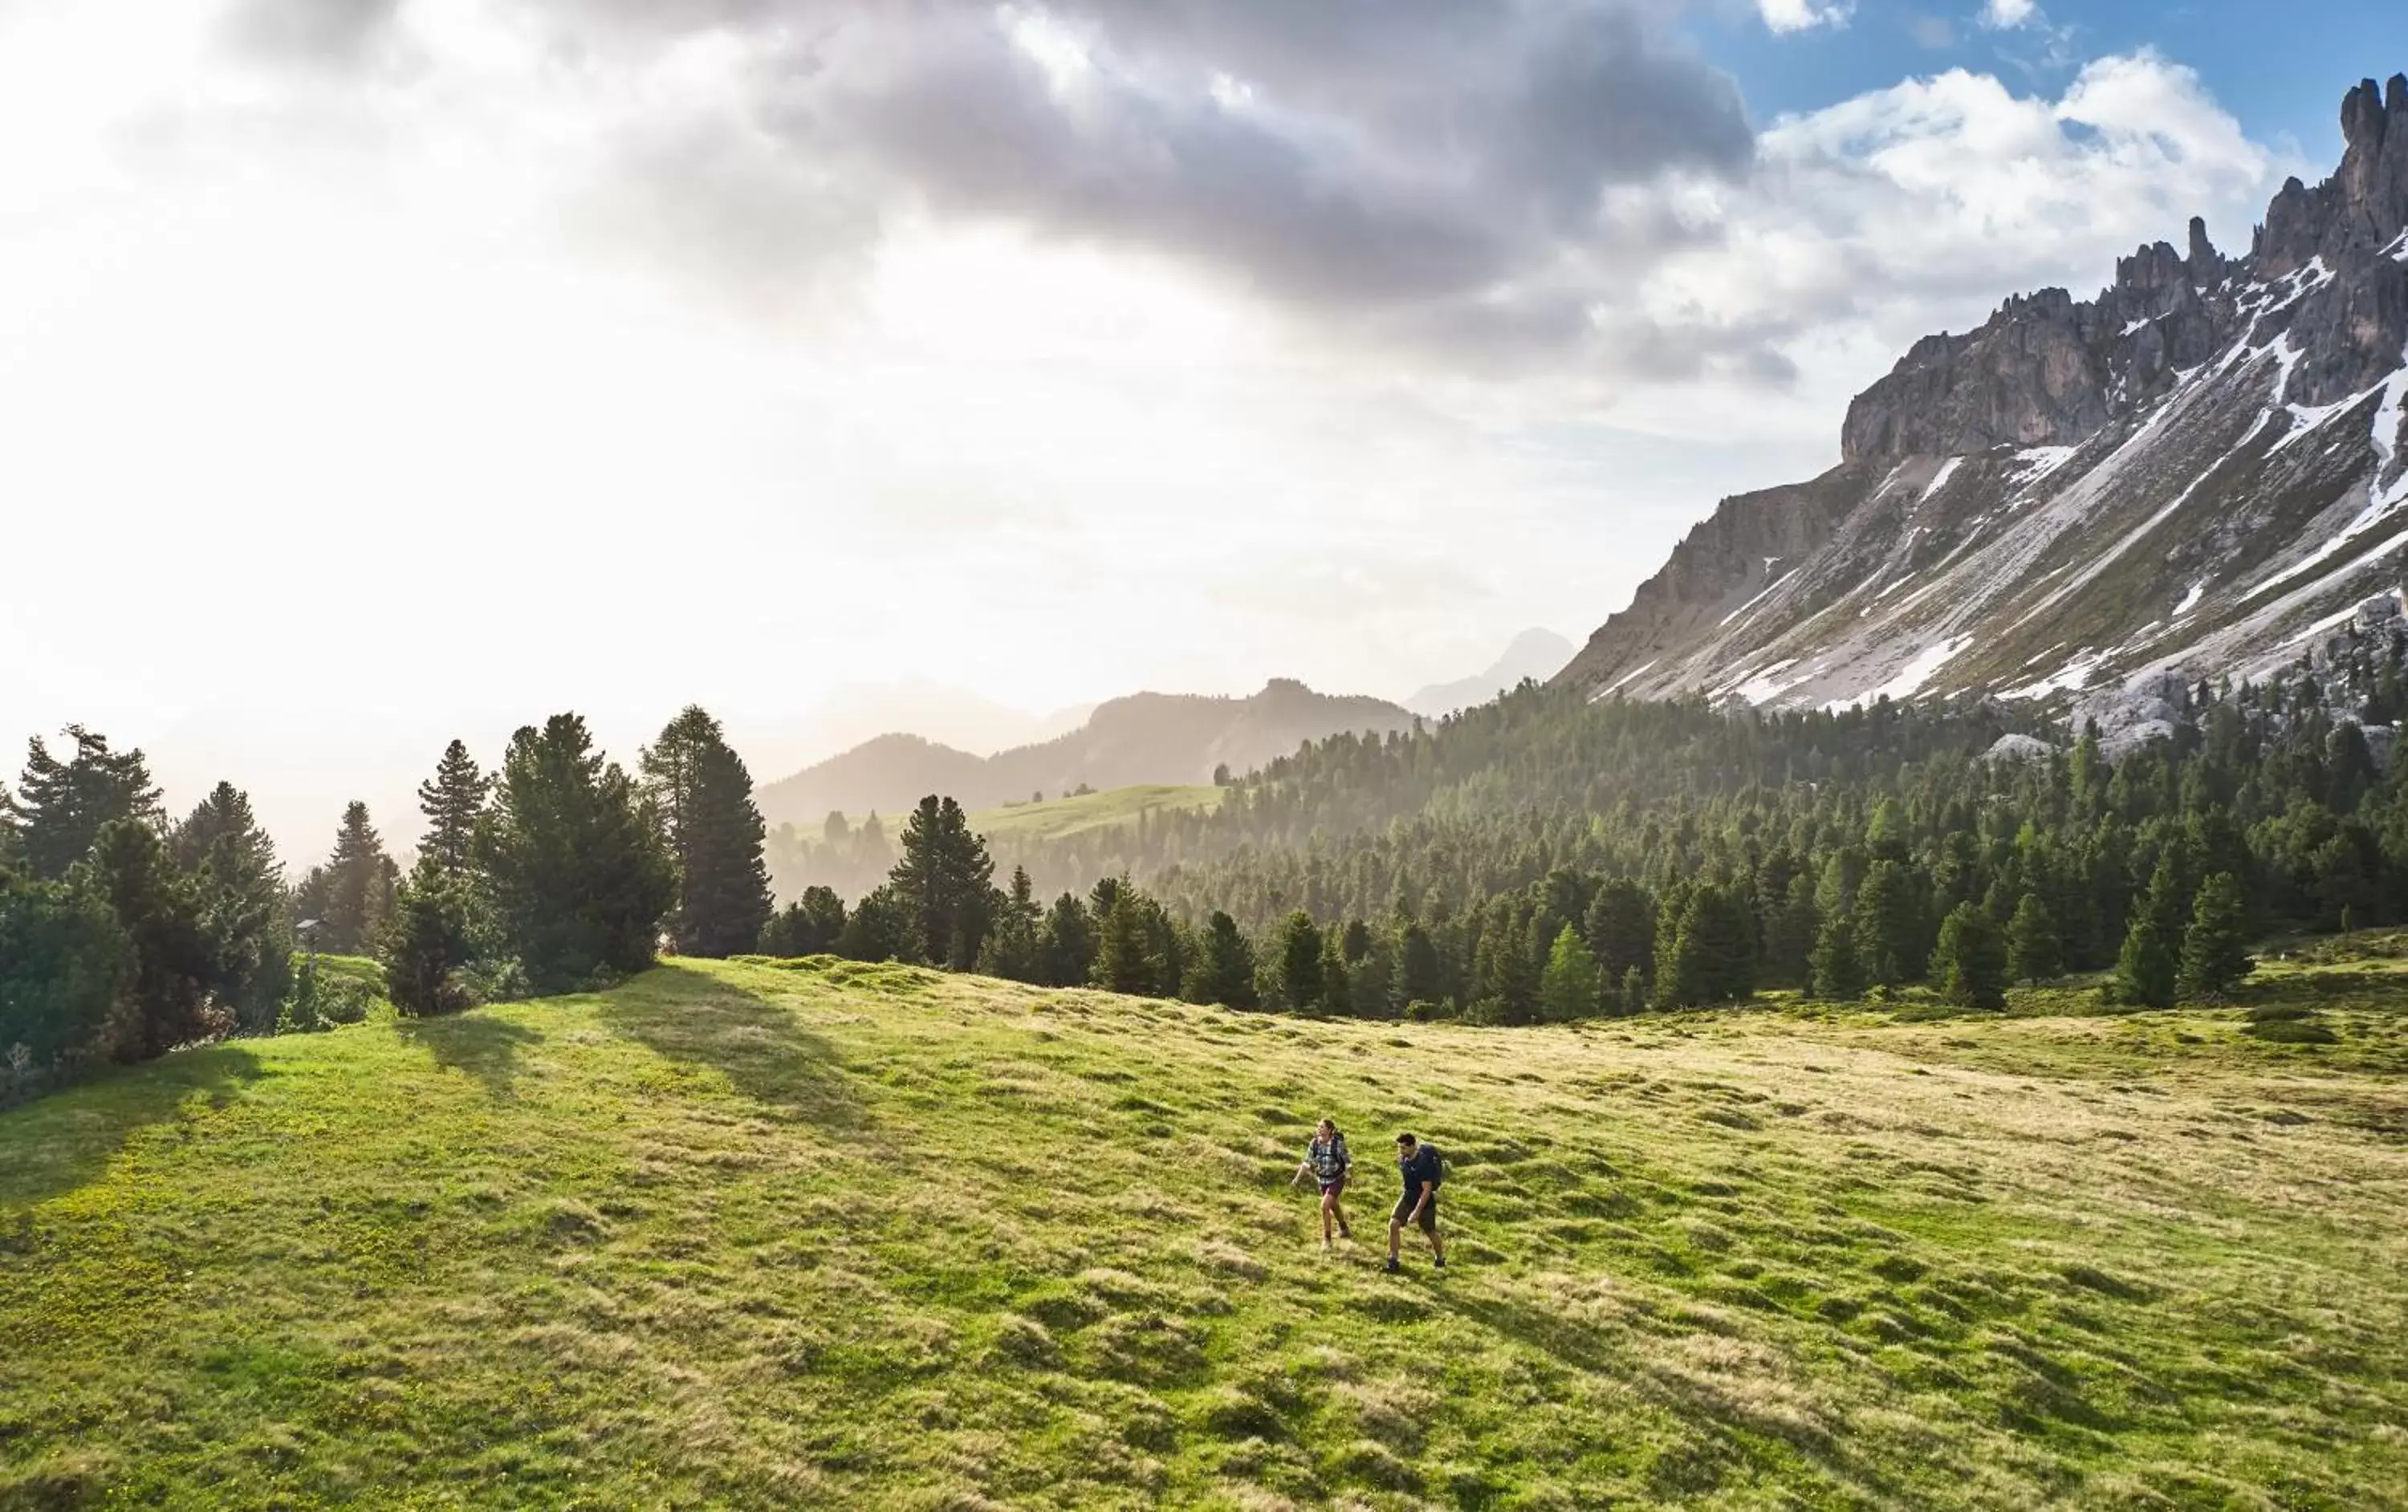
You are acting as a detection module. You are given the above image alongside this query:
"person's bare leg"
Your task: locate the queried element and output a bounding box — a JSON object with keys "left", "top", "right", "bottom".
{"left": 1387, "top": 1214, "right": 1405, "bottom": 1264}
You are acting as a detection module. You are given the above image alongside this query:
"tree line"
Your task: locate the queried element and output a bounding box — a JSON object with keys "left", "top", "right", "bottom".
{"left": 1, "top": 706, "right": 774, "bottom": 1101}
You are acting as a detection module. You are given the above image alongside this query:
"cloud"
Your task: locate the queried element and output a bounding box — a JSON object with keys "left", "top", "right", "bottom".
{"left": 218, "top": 0, "right": 403, "bottom": 67}
{"left": 1758, "top": 0, "right": 1854, "bottom": 34}
{"left": 1979, "top": 0, "right": 2037, "bottom": 29}
{"left": 1635, "top": 53, "right": 2297, "bottom": 378}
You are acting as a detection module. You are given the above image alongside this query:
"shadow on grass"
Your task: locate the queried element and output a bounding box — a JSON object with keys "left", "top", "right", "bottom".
{"left": 0, "top": 1042, "right": 262, "bottom": 1208}
{"left": 395, "top": 1013, "right": 544, "bottom": 1099}
{"left": 593, "top": 964, "right": 868, "bottom": 1133}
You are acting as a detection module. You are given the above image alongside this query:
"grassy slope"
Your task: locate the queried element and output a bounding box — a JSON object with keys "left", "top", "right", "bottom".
{"left": 972, "top": 784, "right": 1226, "bottom": 843}
{"left": 2, "top": 960, "right": 2406, "bottom": 1510}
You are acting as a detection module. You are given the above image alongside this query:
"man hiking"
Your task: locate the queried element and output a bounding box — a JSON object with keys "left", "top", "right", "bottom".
{"left": 1290, "top": 1118, "right": 1352, "bottom": 1248}
{"left": 1385, "top": 1132, "right": 1445, "bottom": 1274}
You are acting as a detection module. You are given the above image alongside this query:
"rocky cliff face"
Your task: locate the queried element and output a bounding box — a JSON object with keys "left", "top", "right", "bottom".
{"left": 1558, "top": 75, "right": 2408, "bottom": 714}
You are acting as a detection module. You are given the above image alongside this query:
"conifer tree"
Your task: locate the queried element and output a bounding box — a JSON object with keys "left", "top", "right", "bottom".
{"left": 762, "top": 886, "right": 847, "bottom": 957}
{"left": 979, "top": 866, "right": 1043, "bottom": 982}
{"left": 415, "top": 739, "right": 488, "bottom": 879}
{"left": 2112, "top": 863, "right": 2183, "bottom": 1010}
{"left": 171, "top": 782, "right": 291, "bottom": 1034}
{"left": 1619, "top": 964, "right": 1647, "bottom": 1016}
{"left": 1657, "top": 882, "right": 1752, "bottom": 1007}
{"left": 1809, "top": 910, "right": 1866, "bottom": 1001}
{"left": 1930, "top": 902, "right": 2007, "bottom": 1010}
{"left": 1540, "top": 923, "right": 1604, "bottom": 1022}
{"left": 297, "top": 803, "right": 400, "bottom": 956}
{"left": 480, "top": 714, "right": 675, "bottom": 990}
{"left": 81, "top": 819, "right": 216, "bottom": 1059}
{"left": 1852, "top": 860, "right": 1922, "bottom": 988}
{"left": 1092, "top": 886, "right": 1160, "bottom": 996}
{"left": 1270, "top": 910, "right": 1324, "bottom": 1013}
{"left": 1320, "top": 933, "right": 1353, "bottom": 1017}
{"left": 1038, "top": 892, "right": 1096, "bottom": 986}
{"left": 2178, "top": 871, "right": 2254, "bottom": 1001}
{"left": 13, "top": 727, "right": 162, "bottom": 880}
{"left": 1186, "top": 910, "right": 1258, "bottom": 1008}
{"left": 1584, "top": 879, "right": 1654, "bottom": 990}
{"left": 890, "top": 796, "right": 995, "bottom": 969}
{"left": 2007, "top": 892, "right": 2060, "bottom": 985}
{"left": 385, "top": 855, "right": 475, "bottom": 1017}
{"left": 1392, "top": 922, "right": 1442, "bottom": 1012}
{"left": 643, "top": 709, "right": 774, "bottom": 959}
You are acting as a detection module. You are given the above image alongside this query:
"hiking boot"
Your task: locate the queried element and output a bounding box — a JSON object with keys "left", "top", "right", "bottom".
{"left": 1434, "top": 1254, "right": 1446, "bottom": 1270}
{"left": 1337, "top": 1221, "right": 1352, "bottom": 1239}
{"left": 1383, "top": 1258, "right": 1401, "bottom": 1274}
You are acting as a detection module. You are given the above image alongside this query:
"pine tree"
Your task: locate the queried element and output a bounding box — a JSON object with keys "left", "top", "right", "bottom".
{"left": 1092, "top": 887, "right": 1160, "bottom": 996}
{"left": 415, "top": 739, "right": 488, "bottom": 879}
{"left": 762, "top": 886, "right": 847, "bottom": 957}
{"left": 13, "top": 727, "right": 162, "bottom": 880}
{"left": 643, "top": 709, "right": 773, "bottom": 959}
{"left": 1038, "top": 892, "right": 1096, "bottom": 986}
{"left": 0, "top": 867, "right": 125, "bottom": 1069}
{"left": 1930, "top": 902, "right": 2007, "bottom": 1010}
{"left": 1852, "top": 860, "right": 1922, "bottom": 988}
{"left": 2006, "top": 892, "right": 2060, "bottom": 984}
{"left": 2112, "top": 865, "right": 2183, "bottom": 1010}
{"left": 1540, "top": 923, "right": 1604, "bottom": 1022}
{"left": 890, "top": 796, "right": 995, "bottom": 969}
{"left": 385, "top": 856, "right": 475, "bottom": 1017}
{"left": 81, "top": 819, "right": 216, "bottom": 1059}
{"left": 1392, "top": 922, "right": 1442, "bottom": 1013}
{"left": 1584, "top": 879, "right": 1655, "bottom": 990}
{"left": 1657, "top": 883, "right": 1752, "bottom": 1008}
{"left": 171, "top": 782, "right": 291, "bottom": 1035}
{"left": 1619, "top": 964, "right": 1647, "bottom": 1016}
{"left": 1809, "top": 911, "right": 1866, "bottom": 1001}
{"left": 2178, "top": 871, "right": 2254, "bottom": 1001}
{"left": 480, "top": 714, "right": 676, "bottom": 991}
{"left": 1320, "top": 933, "right": 1353, "bottom": 1017}
{"left": 1270, "top": 910, "right": 1324, "bottom": 1013}
{"left": 297, "top": 803, "right": 400, "bottom": 956}
{"left": 1186, "top": 910, "right": 1258, "bottom": 1008}
{"left": 979, "top": 866, "right": 1043, "bottom": 982}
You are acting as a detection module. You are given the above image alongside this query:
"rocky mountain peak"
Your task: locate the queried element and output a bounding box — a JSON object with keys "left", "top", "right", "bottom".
{"left": 1560, "top": 71, "right": 2408, "bottom": 720}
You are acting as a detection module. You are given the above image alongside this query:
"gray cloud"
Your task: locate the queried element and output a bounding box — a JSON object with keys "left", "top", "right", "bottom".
{"left": 220, "top": 0, "right": 401, "bottom": 67}
{"left": 219, "top": 0, "right": 1778, "bottom": 381}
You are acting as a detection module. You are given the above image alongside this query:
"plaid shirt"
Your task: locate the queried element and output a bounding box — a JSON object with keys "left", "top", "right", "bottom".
{"left": 1305, "top": 1134, "right": 1351, "bottom": 1184}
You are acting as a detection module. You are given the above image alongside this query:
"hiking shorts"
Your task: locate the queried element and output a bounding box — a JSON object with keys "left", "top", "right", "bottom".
{"left": 1392, "top": 1193, "right": 1438, "bottom": 1232}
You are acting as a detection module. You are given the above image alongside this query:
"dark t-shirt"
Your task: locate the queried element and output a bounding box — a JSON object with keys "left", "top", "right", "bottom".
{"left": 1398, "top": 1145, "right": 1442, "bottom": 1199}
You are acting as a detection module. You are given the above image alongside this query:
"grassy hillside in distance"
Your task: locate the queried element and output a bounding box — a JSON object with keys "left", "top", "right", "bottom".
{"left": 974, "top": 784, "right": 1226, "bottom": 843}
{"left": 5, "top": 960, "right": 2407, "bottom": 1509}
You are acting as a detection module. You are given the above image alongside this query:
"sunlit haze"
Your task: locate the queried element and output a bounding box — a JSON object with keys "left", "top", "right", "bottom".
{"left": 1, "top": 0, "right": 2366, "bottom": 859}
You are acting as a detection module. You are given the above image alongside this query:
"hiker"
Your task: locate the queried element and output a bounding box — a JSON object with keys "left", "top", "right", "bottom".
{"left": 1290, "top": 1118, "right": 1352, "bottom": 1247}
{"left": 1385, "top": 1132, "right": 1445, "bottom": 1274}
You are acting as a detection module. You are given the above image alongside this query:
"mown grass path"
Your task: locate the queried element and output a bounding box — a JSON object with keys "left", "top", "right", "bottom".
{"left": 3, "top": 959, "right": 2405, "bottom": 1509}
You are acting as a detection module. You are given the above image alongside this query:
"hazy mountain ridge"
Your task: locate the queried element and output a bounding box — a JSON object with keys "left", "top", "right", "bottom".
{"left": 1556, "top": 74, "right": 2408, "bottom": 713}
{"left": 755, "top": 677, "right": 1417, "bottom": 827}
{"left": 1405, "top": 628, "right": 1575, "bottom": 718}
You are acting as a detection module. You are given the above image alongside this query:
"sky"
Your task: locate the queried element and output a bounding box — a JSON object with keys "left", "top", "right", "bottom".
{"left": 0, "top": 0, "right": 2393, "bottom": 861}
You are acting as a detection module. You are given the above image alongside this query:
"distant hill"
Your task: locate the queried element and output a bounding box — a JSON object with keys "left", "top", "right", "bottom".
{"left": 972, "top": 784, "right": 1225, "bottom": 843}
{"left": 757, "top": 678, "right": 1415, "bottom": 827}
{"left": 1405, "top": 628, "right": 1574, "bottom": 717}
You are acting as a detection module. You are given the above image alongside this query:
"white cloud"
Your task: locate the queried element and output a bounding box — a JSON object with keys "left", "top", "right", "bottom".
{"left": 1759, "top": 0, "right": 1855, "bottom": 33}
{"left": 1980, "top": 0, "right": 2037, "bottom": 28}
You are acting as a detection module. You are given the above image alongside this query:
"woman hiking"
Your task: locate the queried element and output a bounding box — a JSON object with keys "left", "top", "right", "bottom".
{"left": 1291, "top": 1118, "right": 1353, "bottom": 1248}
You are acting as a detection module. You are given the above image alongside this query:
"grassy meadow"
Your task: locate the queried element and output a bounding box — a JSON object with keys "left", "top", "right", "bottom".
{"left": 3, "top": 951, "right": 2406, "bottom": 1510}
{"left": 972, "top": 784, "right": 1226, "bottom": 843}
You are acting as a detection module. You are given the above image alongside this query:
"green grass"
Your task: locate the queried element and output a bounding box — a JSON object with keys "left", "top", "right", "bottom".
{"left": 972, "top": 784, "right": 1226, "bottom": 843}
{"left": 4, "top": 954, "right": 2406, "bottom": 1509}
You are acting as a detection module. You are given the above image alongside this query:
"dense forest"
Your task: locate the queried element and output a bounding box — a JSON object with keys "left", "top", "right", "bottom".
{"left": 9, "top": 624, "right": 2408, "bottom": 1103}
